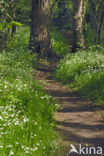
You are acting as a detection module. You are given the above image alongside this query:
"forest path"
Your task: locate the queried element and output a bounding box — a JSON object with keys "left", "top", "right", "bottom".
{"left": 61, "top": 30, "right": 73, "bottom": 51}
{"left": 34, "top": 62, "right": 104, "bottom": 156}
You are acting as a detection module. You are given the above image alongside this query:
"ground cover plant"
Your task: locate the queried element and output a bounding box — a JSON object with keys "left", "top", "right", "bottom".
{"left": 55, "top": 45, "right": 104, "bottom": 105}
{"left": 0, "top": 27, "right": 58, "bottom": 156}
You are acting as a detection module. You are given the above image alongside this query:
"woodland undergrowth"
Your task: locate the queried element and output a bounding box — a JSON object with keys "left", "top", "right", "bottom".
{"left": 0, "top": 27, "right": 59, "bottom": 156}
{"left": 55, "top": 45, "right": 104, "bottom": 105}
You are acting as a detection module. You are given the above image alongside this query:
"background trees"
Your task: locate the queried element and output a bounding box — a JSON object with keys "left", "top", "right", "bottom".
{"left": 83, "top": 0, "right": 104, "bottom": 46}
{"left": 1, "top": 0, "right": 104, "bottom": 54}
{"left": 0, "top": 0, "right": 30, "bottom": 52}
{"left": 72, "top": 0, "right": 84, "bottom": 52}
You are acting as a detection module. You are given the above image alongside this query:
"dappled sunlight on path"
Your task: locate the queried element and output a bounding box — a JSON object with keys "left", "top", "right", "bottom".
{"left": 35, "top": 63, "right": 104, "bottom": 156}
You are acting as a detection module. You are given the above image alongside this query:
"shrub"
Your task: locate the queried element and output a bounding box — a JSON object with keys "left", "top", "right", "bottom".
{"left": 55, "top": 45, "right": 104, "bottom": 105}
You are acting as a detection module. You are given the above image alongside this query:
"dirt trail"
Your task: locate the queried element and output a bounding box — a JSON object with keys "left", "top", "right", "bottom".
{"left": 34, "top": 63, "right": 104, "bottom": 156}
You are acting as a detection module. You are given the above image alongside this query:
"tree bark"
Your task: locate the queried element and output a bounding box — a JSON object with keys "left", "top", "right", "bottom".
{"left": 72, "top": 0, "right": 84, "bottom": 52}
{"left": 29, "top": 0, "right": 54, "bottom": 58}
{"left": 97, "top": 7, "right": 104, "bottom": 43}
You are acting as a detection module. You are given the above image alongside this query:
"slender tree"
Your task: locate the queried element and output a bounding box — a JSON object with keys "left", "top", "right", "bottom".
{"left": 72, "top": 0, "right": 84, "bottom": 52}
{"left": 88, "top": 0, "right": 104, "bottom": 44}
{"left": 29, "top": 0, "right": 55, "bottom": 58}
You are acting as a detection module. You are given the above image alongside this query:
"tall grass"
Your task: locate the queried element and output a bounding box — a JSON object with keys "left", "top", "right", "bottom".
{"left": 0, "top": 27, "right": 59, "bottom": 156}
{"left": 55, "top": 45, "right": 104, "bottom": 105}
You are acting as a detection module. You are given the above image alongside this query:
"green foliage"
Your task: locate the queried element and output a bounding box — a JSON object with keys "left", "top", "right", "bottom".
{"left": 16, "top": 0, "right": 31, "bottom": 24}
{"left": 7, "top": 27, "right": 30, "bottom": 52}
{"left": 0, "top": 21, "right": 22, "bottom": 31}
{"left": 83, "top": 24, "right": 95, "bottom": 46}
{"left": 0, "top": 0, "right": 31, "bottom": 52}
{"left": 0, "top": 23, "right": 5, "bottom": 31}
{"left": 55, "top": 45, "right": 104, "bottom": 105}
{"left": 0, "top": 27, "right": 59, "bottom": 155}
{"left": 11, "top": 21, "right": 23, "bottom": 27}
{"left": 83, "top": 0, "right": 104, "bottom": 45}
{"left": 50, "top": 0, "right": 73, "bottom": 30}
{"left": 50, "top": 27, "right": 69, "bottom": 57}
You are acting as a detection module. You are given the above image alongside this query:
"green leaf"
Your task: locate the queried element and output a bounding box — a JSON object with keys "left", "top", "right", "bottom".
{"left": 0, "top": 23, "right": 5, "bottom": 31}
{"left": 11, "top": 21, "right": 23, "bottom": 27}
{"left": 0, "top": 21, "right": 22, "bottom": 31}
{"left": 0, "top": 22, "right": 12, "bottom": 30}
{"left": 6, "top": 23, "right": 12, "bottom": 28}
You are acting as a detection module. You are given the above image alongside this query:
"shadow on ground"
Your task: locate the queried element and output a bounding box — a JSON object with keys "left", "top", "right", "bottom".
{"left": 35, "top": 64, "right": 104, "bottom": 156}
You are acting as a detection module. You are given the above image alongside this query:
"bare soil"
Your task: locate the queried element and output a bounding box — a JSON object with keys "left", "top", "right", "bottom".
{"left": 34, "top": 62, "right": 104, "bottom": 156}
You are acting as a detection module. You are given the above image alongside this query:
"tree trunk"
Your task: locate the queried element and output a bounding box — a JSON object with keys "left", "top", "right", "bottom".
{"left": 97, "top": 7, "right": 104, "bottom": 43}
{"left": 29, "top": 0, "right": 54, "bottom": 58}
{"left": 72, "top": 0, "right": 84, "bottom": 52}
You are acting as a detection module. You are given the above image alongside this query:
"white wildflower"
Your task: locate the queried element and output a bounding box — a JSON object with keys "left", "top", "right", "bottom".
{"left": 0, "top": 116, "right": 3, "bottom": 120}
{"left": 10, "top": 150, "right": 14, "bottom": 155}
